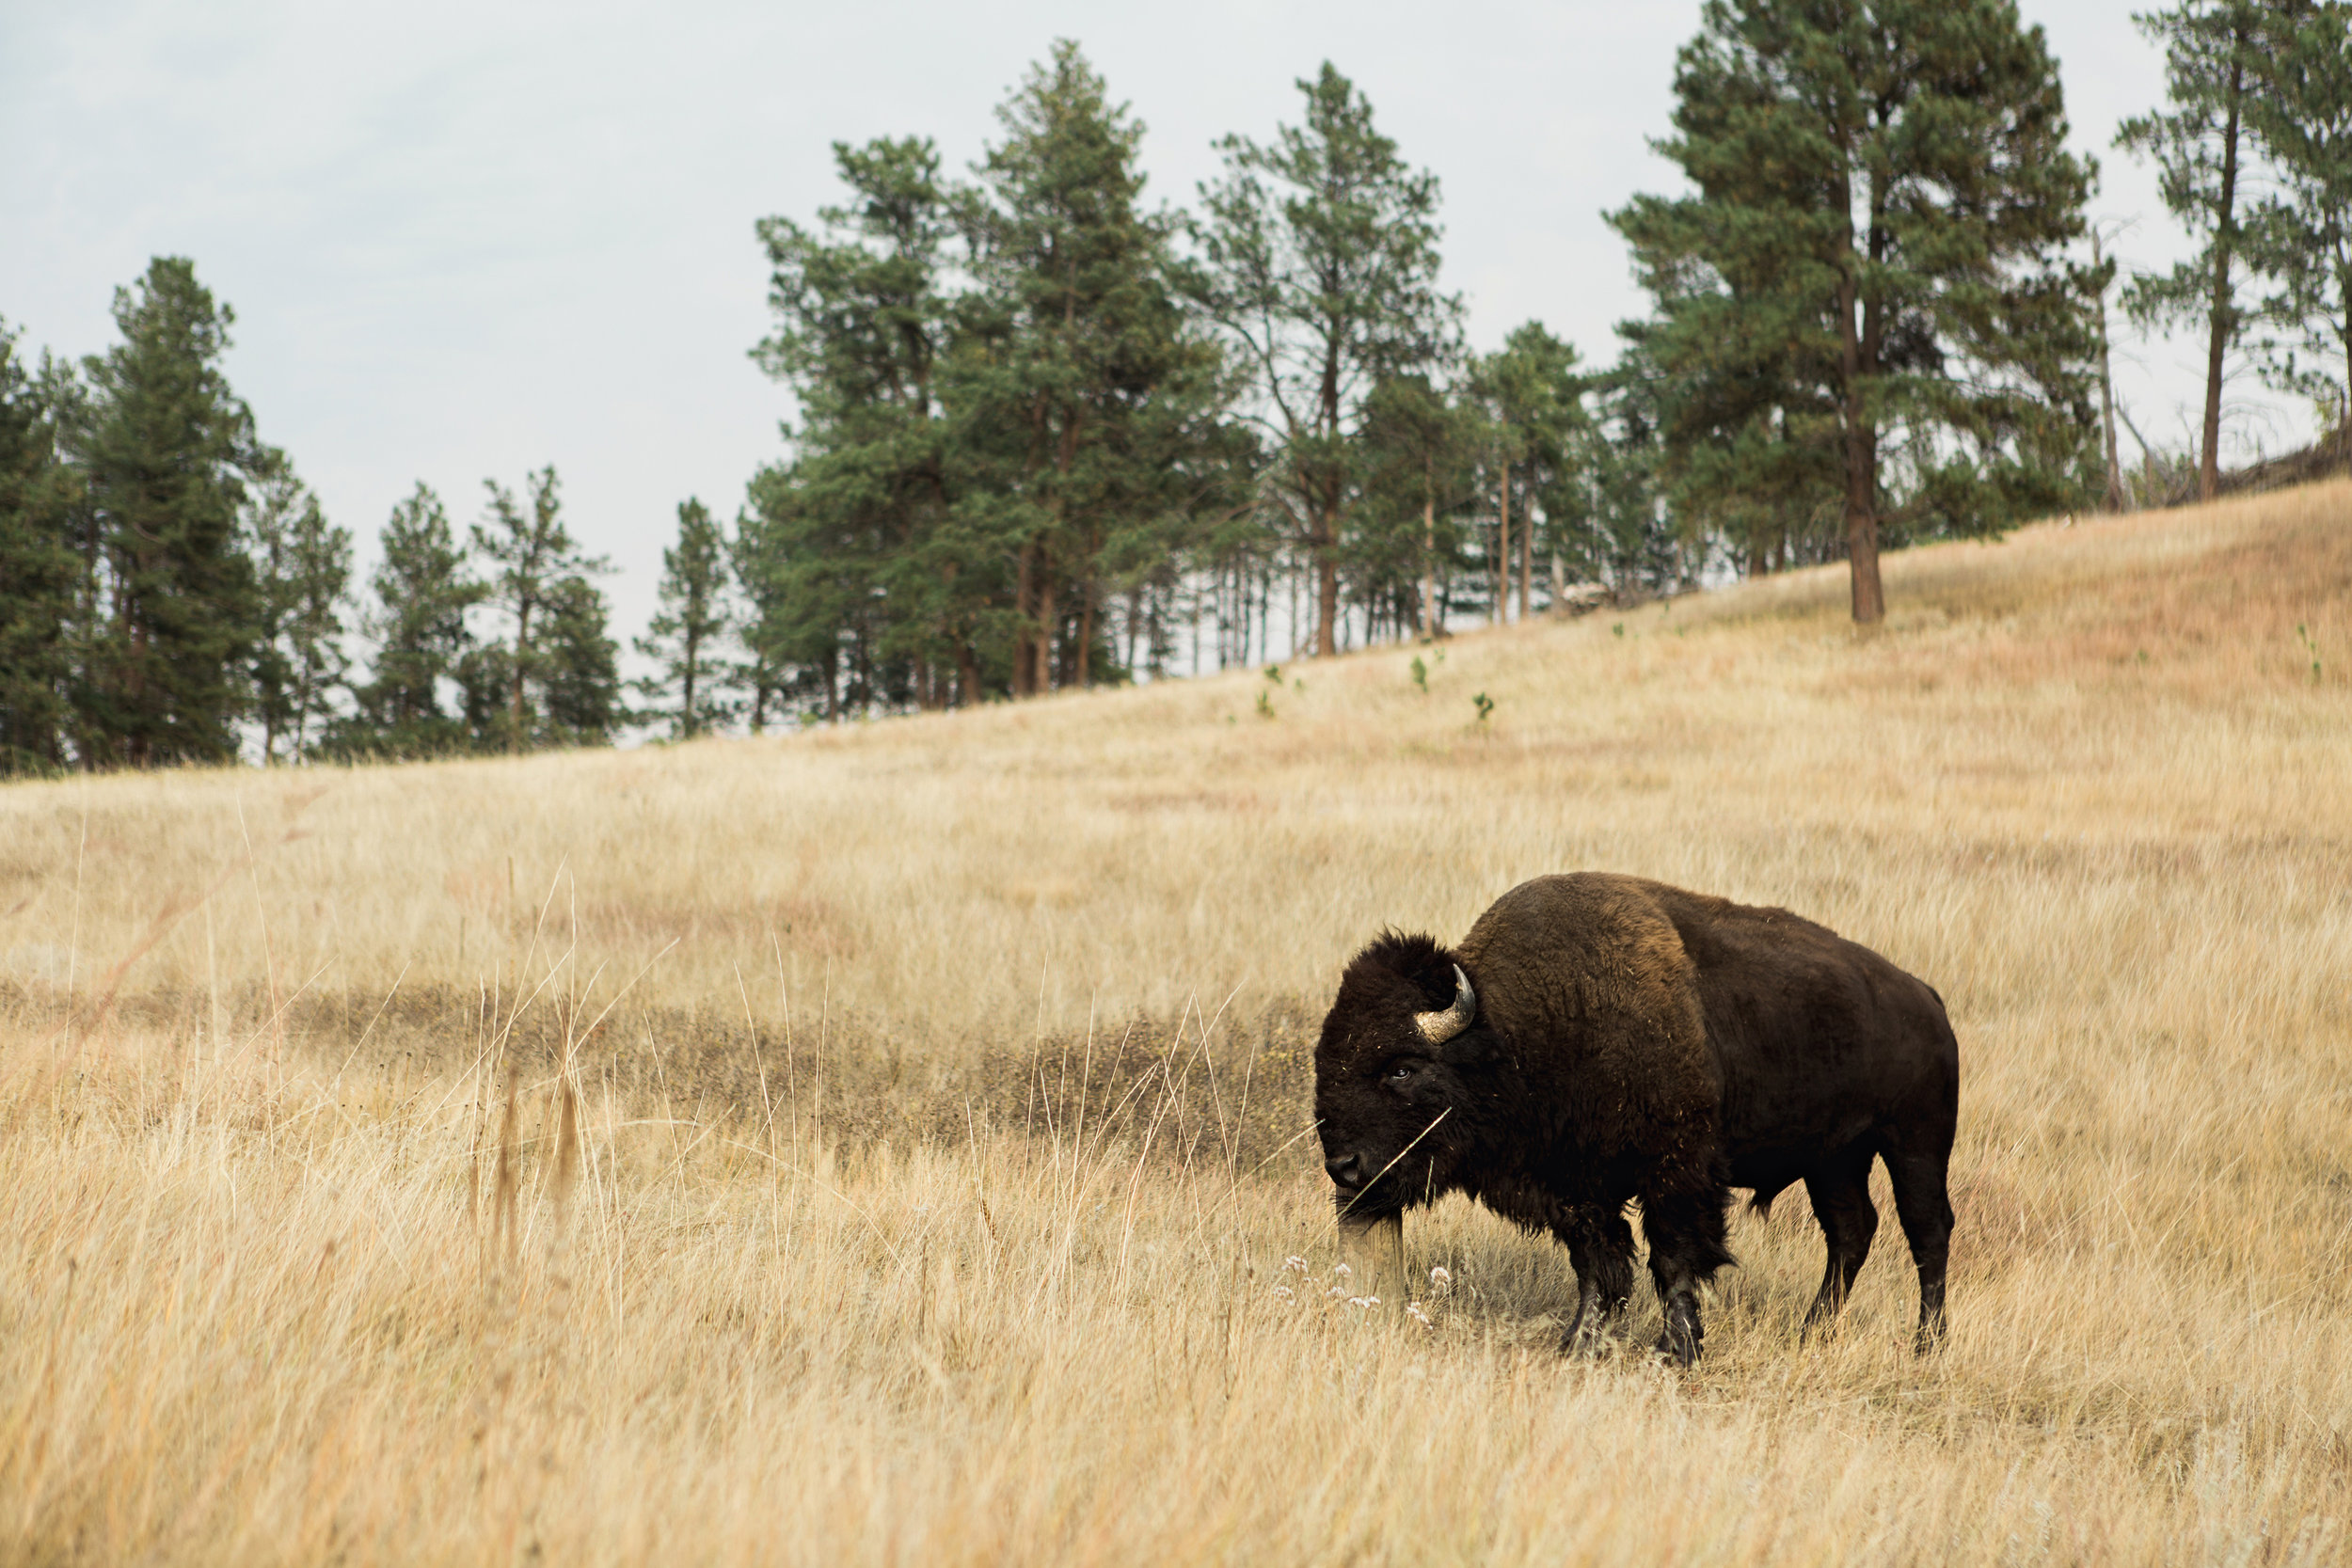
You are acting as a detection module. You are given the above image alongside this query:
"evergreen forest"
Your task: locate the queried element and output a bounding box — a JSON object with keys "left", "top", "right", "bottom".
{"left": 5, "top": 1, "right": 2350, "bottom": 769}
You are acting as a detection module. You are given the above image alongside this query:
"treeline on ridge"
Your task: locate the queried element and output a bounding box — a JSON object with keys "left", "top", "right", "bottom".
{"left": 5, "top": 2, "right": 2350, "bottom": 770}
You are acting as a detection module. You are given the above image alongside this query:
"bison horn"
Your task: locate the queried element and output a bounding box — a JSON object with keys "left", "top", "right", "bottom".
{"left": 1412, "top": 964, "right": 1477, "bottom": 1045}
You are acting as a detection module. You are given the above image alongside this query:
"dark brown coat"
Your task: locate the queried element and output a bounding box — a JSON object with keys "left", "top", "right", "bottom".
{"left": 1314, "top": 873, "right": 1958, "bottom": 1363}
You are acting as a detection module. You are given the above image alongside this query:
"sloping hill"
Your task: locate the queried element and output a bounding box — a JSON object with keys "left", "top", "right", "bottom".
{"left": 1, "top": 483, "right": 2347, "bottom": 1565}
{"left": 6, "top": 478, "right": 2344, "bottom": 1051}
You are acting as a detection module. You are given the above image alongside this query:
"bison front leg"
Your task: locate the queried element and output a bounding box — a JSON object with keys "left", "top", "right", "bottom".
{"left": 1556, "top": 1207, "right": 1635, "bottom": 1354}
{"left": 1641, "top": 1188, "right": 1735, "bottom": 1368}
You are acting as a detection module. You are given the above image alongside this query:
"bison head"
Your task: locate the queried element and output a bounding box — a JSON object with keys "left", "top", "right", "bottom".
{"left": 1313, "top": 931, "right": 1497, "bottom": 1220}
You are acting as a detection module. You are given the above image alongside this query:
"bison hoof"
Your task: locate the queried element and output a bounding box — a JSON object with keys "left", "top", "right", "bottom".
{"left": 1654, "top": 1323, "right": 1702, "bottom": 1368}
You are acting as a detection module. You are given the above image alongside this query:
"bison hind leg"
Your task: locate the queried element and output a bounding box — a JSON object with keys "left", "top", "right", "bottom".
{"left": 1883, "top": 1143, "right": 1955, "bottom": 1354}
{"left": 1799, "top": 1144, "right": 1881, "bottom": 1336}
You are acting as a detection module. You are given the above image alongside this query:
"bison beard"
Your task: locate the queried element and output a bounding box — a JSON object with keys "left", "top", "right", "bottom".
{"left": 1313, "top": 874, "right": 1959, "bottom": 1365}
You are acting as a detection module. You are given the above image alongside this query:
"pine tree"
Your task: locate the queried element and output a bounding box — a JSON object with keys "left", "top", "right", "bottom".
{"left": 1359, "top": 374, "right": 1481, "bottom": 639}
{"left": 743, "top": 55, "right": 1247, "bottom": 712}
{"left": 244, "top": 451, "right": 303, "bottom": 760}
{"left": 2119, "top": 1, "right": 2300, "bottom": 498}
{"left": 534, "top": 576, "right": 623, "bottom": 747}
{"left": 281, "top": 490, "right": 351, "bottom": 762}
{"left": 633, "top": 498, "right": 739, "bottom": 738}
{"left": 1191, "top": 63, "right": 1460, "bottom": 657}
{"left": 244, "top": 449, "right": 353, "bottom": 763}
{"left": 1613, "top": 0, "right": 2101, "bottom": 623}
{"left": 471, "top": 466, "right": 607, "bottom": 751}
{"left": 72, "top": 258, "right": 261, "bottom": 765}
{"left": 1470, "top": 325, "right": 1587, "bottom": 623}
{"left": 2244, "top": 3, "right": 2352, "bottom": 436}
{"left": 1580, "top": 359, "right": 1688, "bottom": 595}
{"left": 0, "top": 323, "right": 81, "bottom": 773}
{"left": 751, "top": 137, "right": 964, "bottom": 718}
{"left": 342, "top": 483, "right": 479, "bottom": 756}
{"left": 728, "top": 501, "right": 804, "bottom": 730}
{"left": 958, "top": 40, "right": 1236, "bottom": 693}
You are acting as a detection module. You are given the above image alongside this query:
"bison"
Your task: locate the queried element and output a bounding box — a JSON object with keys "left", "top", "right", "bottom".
{"left": 1314, "top": 873, "right": 1957, "bottom": 1364}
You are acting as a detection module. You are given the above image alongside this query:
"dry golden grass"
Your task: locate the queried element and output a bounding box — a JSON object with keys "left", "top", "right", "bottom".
{"left": 3, "top": 482, "right": 2350, "bottom": 1564}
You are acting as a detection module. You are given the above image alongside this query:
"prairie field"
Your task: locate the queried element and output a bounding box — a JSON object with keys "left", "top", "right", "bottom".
{"left": 3, "top": 483, "right": 2351, "bottom": 1565}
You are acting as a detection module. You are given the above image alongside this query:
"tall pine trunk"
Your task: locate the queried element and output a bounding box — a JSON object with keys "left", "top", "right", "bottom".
{"left": 1313, "top": 343, "right": 1343, "bottom": 658}
{"left": 1315, "top": 543, "right": 1339, "bottom": 656}
{"left": 1312, "top": 454, "right": 1342, "bottom": 657}
{"left": 2201, "top": 46, "right": 2247, "bottom": 502}
{"left": 1013, "top": 539, "right": 1038, "bottom": 696}
{"left": 1494, "top": 462, "right": 1510, "bottom": 626}
{"left": 1420, "top": 463, "right": 1438, "bottom": 639}
{"left": 1834, "top": 169, "right": 1884, "bottom": 626}
{"left": 1032, "top": 559, "right": 1057, "bottom": 692}
{"left": 508, "top": 599, "right": 532, "bottom": 752}
{"left": 1517, "top": 490, "right": 1531, "bottom": 619}
{"left": 125, "top": 611, "right": 149, "bottom": 768}
{"left": 1842, "top": 424, "right": 1884, "bottom": 624}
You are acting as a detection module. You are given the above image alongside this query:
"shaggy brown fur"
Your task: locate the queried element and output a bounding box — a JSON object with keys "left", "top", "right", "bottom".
{"left": 1314, "top": 873, "right": 1959, "bottom": 1364}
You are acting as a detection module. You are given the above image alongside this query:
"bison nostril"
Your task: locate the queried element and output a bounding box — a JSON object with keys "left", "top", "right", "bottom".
{"left": 1326, "top": 1152, "right": 1364, "bottom": 1187}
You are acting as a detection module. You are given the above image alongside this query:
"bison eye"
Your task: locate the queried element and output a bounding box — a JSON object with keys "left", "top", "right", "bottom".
{"left": 1385, "top": 1060, "right": 1416, "bottom": 1083}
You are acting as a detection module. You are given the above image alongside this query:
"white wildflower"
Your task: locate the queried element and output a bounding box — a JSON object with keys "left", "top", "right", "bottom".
{"left": 1429, "top": 1266, "right": 1452, "bottom": 1288}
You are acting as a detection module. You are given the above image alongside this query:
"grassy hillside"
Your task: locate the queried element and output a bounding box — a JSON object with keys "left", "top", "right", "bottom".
{"left": 2, "top": 483, "right": 2348, "bottom": 1564}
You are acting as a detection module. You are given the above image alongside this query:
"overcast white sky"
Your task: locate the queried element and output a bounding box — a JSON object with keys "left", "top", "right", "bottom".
{"left": 0, "top": 0, "right": 2314, "bottom": 658}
